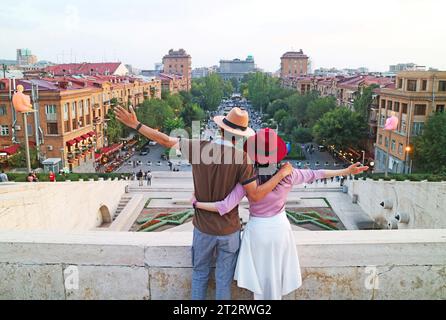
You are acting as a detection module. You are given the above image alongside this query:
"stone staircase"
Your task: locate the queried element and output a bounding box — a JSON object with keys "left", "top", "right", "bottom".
{"left": 113, "top": 195, "right": 132, "bottom": 220}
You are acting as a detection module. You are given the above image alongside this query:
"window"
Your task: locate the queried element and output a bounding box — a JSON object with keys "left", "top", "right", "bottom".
{"left": 385, "top": 137, "right": 389, "bottom": 147}
{"left": 391, "top": 139, "right": 396, "bottom": 151}
{"left": 0, "top": 105, "right": 7, "bottom": 116}
{"left": 401, "top": 120, "right": 406, "bottom": 133}
{"left": 79, "top": 101, "right": 84, "bottom": 116}
{"left": 381, "top": 99, "right": 386, "bottom": 109}
{"left": 398, "top": 79, "right": 403, "bottom": 89}
{"left": 412, "top": 122, "right": 424, "bottom": 136}
{"left": 380, "top": 114, "right": 386, "bottom": 126}
{"left": 47, "top": 122, "right": 58, "bottom": 135}
{"left": 436, "top": 105, "right": 445, "bottom": 112}
{"left": 378, "top": 134, "right": 382, "bottom": 145}
{"left": 407, "top": 80, "right": 417, "bottom": 91}
{"left": 398, "top": 143, "right": 403, "bottom": 155}
{"left": 421, "top": 80, "right": 427, "bottom": 91}
{"left": 439, "top": 81, "right": 446, "bottom": 92}
{"left": 45, "top": 104, "right": 57, "bottom": 122}
{"left": 71, "top": 102, "right": 77, "bottom": 117}
{"left": 64, "top": 103, "right": 69, "bottom": 121}
{"left": 394, "top": 102, "right": 400, "bottom": 112}
{"left": 402, "top": 103, "right": 408, "bottom": 114}
{"left": 45, "top": 105, "right": 56, "bottom": 115}
{"left": 0, "top": 125, "right": 9, "bottom": 136}
{"left": 387, "top": 101, "right": 393, "bottom": 111}
{"left": 414, "top": 104, "right": 426, "bottom": 116}
{"left": 27, "top": 124, "right": 33, "bottom": 136}
{"left": 85, "top": 100, "right": 90, "bottom": 115}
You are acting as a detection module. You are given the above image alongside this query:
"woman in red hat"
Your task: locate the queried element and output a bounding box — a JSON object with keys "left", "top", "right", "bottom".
{"left": 192, "top": 128, "right": 368, "bottom": 300}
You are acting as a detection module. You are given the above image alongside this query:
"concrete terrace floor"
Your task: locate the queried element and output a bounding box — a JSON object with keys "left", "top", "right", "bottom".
{"left": 127, "top": 172, "right": 374, "bottom": 231}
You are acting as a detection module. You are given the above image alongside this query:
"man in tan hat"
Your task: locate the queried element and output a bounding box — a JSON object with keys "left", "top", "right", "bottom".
{"left": 115, "top": 106, "right": 292, "bottom": 300}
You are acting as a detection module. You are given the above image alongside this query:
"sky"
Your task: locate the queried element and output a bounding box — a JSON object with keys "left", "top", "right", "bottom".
{"left": 0, "top": 0, "right": 445, "bottom": 72}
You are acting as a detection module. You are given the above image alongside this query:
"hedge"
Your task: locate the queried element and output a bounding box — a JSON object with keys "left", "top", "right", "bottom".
{"left": 5, "top": 172, "right": 132, "bottom": 182}
{"left": 355, "top": 173, "right": 446, "bottom": 182}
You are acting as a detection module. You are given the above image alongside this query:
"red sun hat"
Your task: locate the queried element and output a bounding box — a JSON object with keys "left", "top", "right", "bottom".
{"left": 244, "top": 128, "right": 288, "bottom": 164}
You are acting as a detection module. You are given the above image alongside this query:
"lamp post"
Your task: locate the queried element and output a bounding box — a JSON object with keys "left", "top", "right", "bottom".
{"left": 361, "top": 150, "right": 365, "bottom": 165}
{"left": 405, "top": 146, "right": 412, "bottom": 174}
{"left": 60, "top": 147, "right": 65, "bottom": 170}
{"left": 22, "top": 112, "right": 32, "bottom": 173}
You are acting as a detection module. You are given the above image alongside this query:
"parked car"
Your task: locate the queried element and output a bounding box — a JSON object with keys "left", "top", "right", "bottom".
{"left": 161, "top": 154, "right": 167, "bottom": 161}
{"left": 149, "top": 141, "right": 157, "bottom": 146}
{"left": 315, "top": 161, "right": 320, "bottom": 167}
{"left": 140, "top": 149, "right": 149, "bottom": 156}
{"left": 157, "top": 161, "right": 162, "bottom": 166}
{"left": 147, "top": 161, "right": 152, "bottom": 166}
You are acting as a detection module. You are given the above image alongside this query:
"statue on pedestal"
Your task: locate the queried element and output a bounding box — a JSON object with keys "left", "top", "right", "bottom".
{"left": 12, "top": 85, "right": 34, "bottom": 113}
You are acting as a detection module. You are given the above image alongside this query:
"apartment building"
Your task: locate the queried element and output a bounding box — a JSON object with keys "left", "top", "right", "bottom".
{"left": 374, "top": 71, "right": 446, "bottom": 173}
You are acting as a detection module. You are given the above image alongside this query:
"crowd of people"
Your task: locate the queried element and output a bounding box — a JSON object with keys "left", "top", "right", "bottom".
{"left": 134, "top": 169, "right": 152, "bottom": 186}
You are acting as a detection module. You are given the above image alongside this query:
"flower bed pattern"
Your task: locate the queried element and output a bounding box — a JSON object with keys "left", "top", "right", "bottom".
{"left": 137, "top": 210, "right": 194, "bottom": 232}
{"left": 286, "top": 210, "right": 340, "bottom": 231}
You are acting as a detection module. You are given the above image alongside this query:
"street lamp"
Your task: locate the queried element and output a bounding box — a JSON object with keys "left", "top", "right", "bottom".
{"left": 361, "top": 150, "right": 365, "bottom": 165}
{"left": 405, "top": 146, "right": 412, "bottom": 174}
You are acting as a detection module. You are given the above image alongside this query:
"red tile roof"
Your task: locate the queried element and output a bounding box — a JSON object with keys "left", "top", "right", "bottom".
{"left": 45, "top": 63, "right": 124, "bottom": 76}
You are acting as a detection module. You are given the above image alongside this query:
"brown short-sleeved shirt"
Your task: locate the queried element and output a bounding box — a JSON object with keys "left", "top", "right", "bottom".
{"left": 180, "top": 138, "right": 255, "bottom": 236}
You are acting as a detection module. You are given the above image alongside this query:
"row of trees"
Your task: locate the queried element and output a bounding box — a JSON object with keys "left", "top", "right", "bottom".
{"left": 242, "top": 72, "right": 369, "bottom": 150}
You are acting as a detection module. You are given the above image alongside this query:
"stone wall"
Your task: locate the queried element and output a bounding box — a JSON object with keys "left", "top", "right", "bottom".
{"left": 0, "top": 230, "right": 445, "bottom": 300}
{"left": 0, "top": 181, "right": 128, "bottom": 232}
{"left": 347, "top": 179, "right": 446, "bottom": 229}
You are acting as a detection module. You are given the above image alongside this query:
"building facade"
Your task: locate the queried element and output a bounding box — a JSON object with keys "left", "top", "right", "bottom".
{"left": 218, "top": 56, "right": 255, "bottom": 81}
{"left": 280, "top": 50, "right": 309, "bottom": 80}
{"left": 16, "top": 49, "right": 38, "bottom": 66}
{"left": 162, "top": 49, "right": 192, "bottom": 91}
{"left": 0, "top": 75, "right": 161, "bottom": 172}
{"left": 374, "top": 71, "right": 446, "bottom": 173}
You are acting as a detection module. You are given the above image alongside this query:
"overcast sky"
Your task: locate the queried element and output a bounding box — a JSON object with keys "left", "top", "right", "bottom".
{"left": 0, "top": 0, "right": 444, "bottom": 72}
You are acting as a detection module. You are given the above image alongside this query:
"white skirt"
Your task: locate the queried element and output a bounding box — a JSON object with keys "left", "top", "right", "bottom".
{"left": 234, "top": 211, "right": 302, "bottom": 300}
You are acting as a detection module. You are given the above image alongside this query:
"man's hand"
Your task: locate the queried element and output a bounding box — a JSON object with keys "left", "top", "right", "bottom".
{"left": 278, "top": 162, "right": 293, "bottom": 178}
{"left": 114, "top": 106, "right": 139, "bottom": 130}
{"left": 347, "top": 162, "right": 369, "bottom": 175}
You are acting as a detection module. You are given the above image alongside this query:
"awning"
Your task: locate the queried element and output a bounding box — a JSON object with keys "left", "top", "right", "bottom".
{"left": 88, "top": 131, "right": 96, "bottom": 137}
{"left": 74, "top": 137, "right": 83, "bottom": 143}
{"left": 81, "top": 134, "right": 90, "bottom": 140}
{"left": 0, "top": 142, "right": 35, "bottom": 156}
{"left": 66, "top": 140, "right": 77, "bottom": 147}
{"left": 100, "top": 143, "right": 123, "bottom": 156}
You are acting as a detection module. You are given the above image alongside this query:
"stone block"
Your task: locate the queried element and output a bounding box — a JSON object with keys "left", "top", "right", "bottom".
{"left": 0, "top": 263, "right": 65, "bottom": 300}
{"left": 65, "top": 265, "right": 150, "bottom": 300}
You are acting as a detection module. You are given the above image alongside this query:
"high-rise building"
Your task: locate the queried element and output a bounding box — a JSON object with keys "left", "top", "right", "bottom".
{"left": 162, "top": 49, "right": 192, "bottom": 91}
{"left": 374, "top": 71, "right": 446, "bottom": 174}
{"left": 389, "top": 63, "right": 426, "bottom": 73}
{"left": 280, "top": 50, "right": 309, "bottom": 79}
{"left": 218, "top": 56, "right": 255, "bottom": 81}
{"left": 16, "top": 49, "right": 38, "bottom": 66}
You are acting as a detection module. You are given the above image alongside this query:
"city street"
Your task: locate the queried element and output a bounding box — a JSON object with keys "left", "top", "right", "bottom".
{"left": 114, "top": 144, "right": 192, "bottom": 173}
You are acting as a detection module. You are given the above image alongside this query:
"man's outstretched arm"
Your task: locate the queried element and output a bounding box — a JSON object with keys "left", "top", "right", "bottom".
{"left": 114, "top": 106, "right": 179, "bottom": 149}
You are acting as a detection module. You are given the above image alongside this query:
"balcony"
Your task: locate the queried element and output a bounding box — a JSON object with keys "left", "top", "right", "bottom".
{"left": 93, "top": 117, "right": 102, "bottom": 125}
